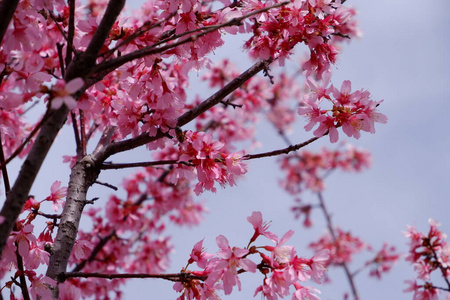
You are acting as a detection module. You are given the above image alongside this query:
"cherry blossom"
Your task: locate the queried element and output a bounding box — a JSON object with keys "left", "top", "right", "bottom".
{"left": 43, "top": 180, "right": 68, "bottom": 212}
{"left": 298, "top": 79, "right": 387, "bottom": 143}
{"left": 403, "top": 219, "right": 450, "bottom": 299}
{"left": 50, "top": 78, "right": 84, "bottom": 110}
{"left": 0, "top": 0, "right": 397, "bottom": 298}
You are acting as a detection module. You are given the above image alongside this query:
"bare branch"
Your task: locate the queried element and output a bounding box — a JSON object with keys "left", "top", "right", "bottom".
{"left": 100, "top": 159, "right": 191, "bottom": 170}
{"left": 317, "top": 192, "right": 360, "bottom": 300}
{"left": 46, "top": 156, "right": 100, "bottom": 280}
{"left": 243, "top": 135, "right": 322, "bottom": 161}
{"left": 61, "top": 271, "right": 206, "bottom": 282}
{"left": 65, "top": 0, "right": 75, "bottom": 66}
{"left": 94, "top": 180, "right": 118, "bottom": 190}
{"left": 71, "top": 112, "right": 83, "bottom": 160}
{"left": 15, "top": 241, "right": 31, "bottom": 300}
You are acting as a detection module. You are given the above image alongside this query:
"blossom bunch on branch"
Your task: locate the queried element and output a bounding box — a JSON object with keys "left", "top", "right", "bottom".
{"left": 298, "top": 76, "right": 387, "bottom": 143}
{"left": 175, "top": 211, "right": 329, "bottom": 300}
{"left": 404, "top": 219, "right": 450, "bottom": 299}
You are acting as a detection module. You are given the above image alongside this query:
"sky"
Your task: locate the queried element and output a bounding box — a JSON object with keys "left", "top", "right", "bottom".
{"left": 120, "top": 0, "right": 450, "bottom": 299}
{"left": 3, "top": 0, "right": 449, "bottom": 299}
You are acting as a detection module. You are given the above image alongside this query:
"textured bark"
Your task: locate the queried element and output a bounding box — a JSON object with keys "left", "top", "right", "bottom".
{"left": 46, "top": 156, "right": 100, "bottom": 280}
{"left": 46, "top": 128, "right": 115, "bottom": 281}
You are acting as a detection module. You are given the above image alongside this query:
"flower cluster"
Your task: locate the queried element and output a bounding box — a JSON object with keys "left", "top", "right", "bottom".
{"left": 279, "top": 145, "right": 372, "bottom": 197}
{"left": 242, "top": 0, "right": 360, "bottom": 74}
{"left": 173, "top": 131, "right": 248, "bottom": 195}
{"left": 175, "top": 211, "right": 329, "bottom": 300}
{"left": 403, "top": 219, "right": 450, "bottom": 299}
{"left": 298, "top": 77, "right": 387, "bottom": 143}
{"left": 309, "top": 228, "right": 367, "bottom": 266}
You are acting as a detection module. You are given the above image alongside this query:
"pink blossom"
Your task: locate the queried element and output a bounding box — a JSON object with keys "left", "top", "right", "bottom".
{"left": 58, "top": 282, "right": 82, "bottom": 300}
{"left": 247, "top": 211, "right": 278, "bottom": 243}
{"left": 292, "top": 282, "right": 321, "bottom": 300}
{"left": 309, "top": 249, "right": 330, "bottom": 283}
{"left": 44, "top": 180, "right": 68, "bottom": 211}
{"left": 25, "top": 242, "right": 50, "bottom": 269}
{"left": 207, "top": 235, "right": 256, "bottom": 295}
{"left": 72, "top": 239, "right": 94, "bottom": 261}
{"left": 368, "top": 243, "right": 400, "bottom": 279}
{"left": 265, "top": 230, "right": 295, "bottom": 264}
{"left": 306, "top": 71, "right": 332, "bottom": 100}
{"left": 403, "top": 280, "right": 439, "bottom": 300}
{"left": 50, "top": 78, "right": 84, "bottom": 110}
{"left": 188, "top": 239, "right": 214, "bottom": 269}
{"left": 12, "top": 223, "right": 37, "bottom": 259}
{"left": 28, "top": 273, "right": 56, "bottom": 299}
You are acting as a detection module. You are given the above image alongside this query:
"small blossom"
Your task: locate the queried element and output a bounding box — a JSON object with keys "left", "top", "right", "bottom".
{"left": 50, "top": 78, "right": 84, "bottom": 110}
{"left": 44, "top": 180, "right": 68, "bottom": 212}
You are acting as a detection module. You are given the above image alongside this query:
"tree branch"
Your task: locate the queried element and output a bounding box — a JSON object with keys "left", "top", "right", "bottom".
{"left": 0, "top": 0, "right": 20, "bottom": 45}
{"left": 65, "top": 0, "right": 75, "bottom": 67}
{"left": 317, "top": 192, "right": 360, "bottom": 300}
{"left": 243, "top": 135, "right": 322, "bottom": 161}
{"left": 101, "top": 159, "right": 191, "bottom": 170}
{"left": 46, "top": 156, "right": 100, "bottom": 280}
{"left": 47, "top": 127, "right": 116, "bottom": 280}
{"left": 61, "top": 271, "right": 206, "bottom": 282}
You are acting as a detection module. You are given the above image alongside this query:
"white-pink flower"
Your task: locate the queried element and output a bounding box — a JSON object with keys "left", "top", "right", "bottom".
{"left": 51, "top": 78, "right": 84, "bottom": 110}
{"left": 44, "top": 180, "right": 68, "bottom": 212}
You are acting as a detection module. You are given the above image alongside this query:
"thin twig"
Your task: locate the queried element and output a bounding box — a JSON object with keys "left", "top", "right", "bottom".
{"left": 317, "top": 192, "right": 360, "bottom": 300}
{"left": 71, "top": 112, "right": 82, "bottom": 160}
{"left": 100, "top": 159, "right": 190, "bottom": 170}
{"left": 243, "top": 135, "right": 322, "bottom": 160}
{"left": 56, "top": 43, "right": 66, "bottom": 77}
{"left": 15, "top": 242, "right": 31, "bottom": 300}
{"left": 426, "top": 238, "right": 450, "bottom": 290}
{"left": 32, "top": 210, "right": 61, "bottom": 221}
{"left": 61, "top": 271, "right": 207, "bottom": 282}
{"left": 79, "top": 110, "right": 87, "bottom": 157}
{"left": 94, "top": 180, "right": 118, "bottom": 190}
{"left": 66, "top": 0, "right": 75, "bottom": 66}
